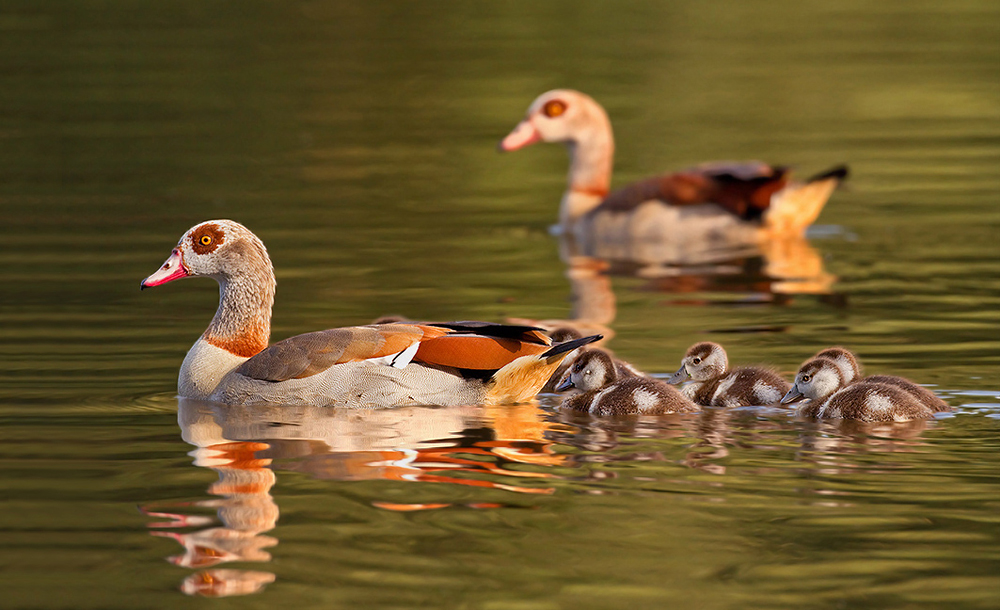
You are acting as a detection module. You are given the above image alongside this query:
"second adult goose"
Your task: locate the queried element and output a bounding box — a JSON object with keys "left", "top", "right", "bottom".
{"left": 141, "top": 220, "right": 600, "bottom": 408}
{"left": 500, "top": 89, "right": 848, "bottom": 261}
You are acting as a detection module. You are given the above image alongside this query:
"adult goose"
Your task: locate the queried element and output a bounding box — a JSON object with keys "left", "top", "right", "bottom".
{"left": 499, "top": 89, "right": 848, "bottom": 263}
{"left": 141, "top": 220, "right": 599, "bottom": 408}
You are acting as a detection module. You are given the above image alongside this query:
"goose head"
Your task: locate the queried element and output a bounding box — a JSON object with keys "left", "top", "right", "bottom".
{"left": 141, "top": 220, "right": 275, "bottom": 359}
{"left": 781, "top": 357, "right": 845, "bottom": 405}
{"left": 499, "top": 89, "right": 612, "bottom": 151}
{"left": 141, "top": 220, "right": 273, "bottom": 289}
{"left": 555, "top": 349, "right": 617, "bottom": 392}
{"left": 668, "top": 342, "right": 728, "bottom": 384}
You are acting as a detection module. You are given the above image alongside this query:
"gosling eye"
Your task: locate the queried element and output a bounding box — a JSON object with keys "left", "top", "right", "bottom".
{"left": 801, "top": 374, "right": 811, "bottom": 383}
{"left": 692, "top": 357, "right": 702, "bottom": 365}
{"left": 542, "top": 99, "right": 567, "bottom": 118}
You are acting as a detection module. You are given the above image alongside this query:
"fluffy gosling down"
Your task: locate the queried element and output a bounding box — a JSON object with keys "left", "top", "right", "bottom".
{"left": 781, "top": 357, "right": 944, "bottom": 422}
{"left": 668, "top": 342, "right": 790, "bottom": 407}
{"left": 808, "top": 346, "right": 950, "bottom": 413}
{"left": 556, "top": 349, "right": 699, "bottom": 416}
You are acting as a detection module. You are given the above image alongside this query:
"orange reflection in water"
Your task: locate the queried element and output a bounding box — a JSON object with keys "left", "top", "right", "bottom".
{"left": 141, "top": 399, "right": 564, "bottom": 596}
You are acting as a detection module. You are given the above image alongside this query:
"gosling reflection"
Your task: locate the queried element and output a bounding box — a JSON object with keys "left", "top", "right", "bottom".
{"left": 544, "top": 404, "right": 937, "bottom": 483}
{"left": 142, "top": 398, "right": 565, "bottom": 596}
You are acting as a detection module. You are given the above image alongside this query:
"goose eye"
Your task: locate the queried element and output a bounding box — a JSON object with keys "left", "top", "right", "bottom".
{"left": 191, "top": 223, "right": 225, "bottom": 254}
{"left": 542, "top": 100, "right": 566, "bottom": 118}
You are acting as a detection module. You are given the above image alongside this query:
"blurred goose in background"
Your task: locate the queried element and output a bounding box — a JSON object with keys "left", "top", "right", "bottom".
{"left": 806, "top": 347, "right": 950, "bottom": 412}
{"left": 141, "top": 219, "right": 599, "bottom": 407}
{"left": 668, "top": 341, "right": 790, "bottom": 407}
{"left": 499, "top": 89, "right": 848, "bottom": 266}
{"left": 781, "top": 357, "right": 941, "bottom": 422}
{"left": 556, "top": 349, "right": 698, "bottom": 416}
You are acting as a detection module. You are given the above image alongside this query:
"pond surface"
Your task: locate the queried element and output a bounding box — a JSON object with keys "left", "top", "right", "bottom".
{"left": 1, "top": 1, "right": 998, "bottom": 608}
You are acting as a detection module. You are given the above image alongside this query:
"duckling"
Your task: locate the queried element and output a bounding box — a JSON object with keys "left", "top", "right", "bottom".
{"left": 808, "top": 347, "right": 950, "bottom": 412}
{"left": 556, "top": 349, "right": 698, "bottom": 416}
{"left": 781, "top": 357, "right": 935, "bottom": 422}
{"left": 667, "top": 342, "right": 790, "bottom": 407}
{"left": 541, "top": 327, "right": 642, "bottom": 393}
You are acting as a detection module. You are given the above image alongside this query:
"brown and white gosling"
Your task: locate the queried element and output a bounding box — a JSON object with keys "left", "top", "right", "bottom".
{"left": 556, "top": 349, "right": 699, "bottom": 416}
{"left": 667, "top": 342, "right": 790, "bottom": 407}
{"left": 541, "top": 327, "right": 642, "bottom": 393}
{"left": 808, "top": 347, "right": 950, "bottom": 412}
{"left": 780, "top": 357, "right": 939, "bottom": 422}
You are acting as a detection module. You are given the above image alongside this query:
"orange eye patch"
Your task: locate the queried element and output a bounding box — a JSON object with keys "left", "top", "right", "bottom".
{"left": 542, "top": 100, "right": 566, "bottom": 118}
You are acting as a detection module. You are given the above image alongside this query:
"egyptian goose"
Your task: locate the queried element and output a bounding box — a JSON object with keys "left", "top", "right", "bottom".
{"left": 141, "top": 220, "right": 600, "bottom": 407}
{"left": 667, "top": 342, "right": 790, "bottom": 407}
{"left": 781, "top": 357, "right": 940, "bottom": 422}
{"left": 806, "top": 347, "right": 950, "bottom": 412}
{"left": 556, "top": 349, "right": 698, "bottom": 416}
{"left": 499, "top": 89, "right": 848, "bottom": 253}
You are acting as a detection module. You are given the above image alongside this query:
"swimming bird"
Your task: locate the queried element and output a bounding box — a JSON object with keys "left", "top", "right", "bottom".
{"left": 141, "top": 220, "right": 600, "bottom": 408}
{"left": 807, "top": 347, "right": 950, "bottom": 412}
{"left": 667, "top": 342, "right": 790, "bottom": 407}
{"left": 556, "top": 349, "right": 698, "bottom": 416}
{"left": 499, "top": 89, "right": 847, "bottom": 262}
{"left": 781, "top": 357, "right": 938, "bottom": 422}
{"left": 541, "top": 327, "right": 642, "bottom": 393}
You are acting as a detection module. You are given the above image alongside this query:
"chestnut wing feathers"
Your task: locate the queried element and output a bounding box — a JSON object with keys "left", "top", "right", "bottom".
{"left": 235, "top": 325, "right": 427, "bottom": 382}
{"left": 599, "top": 162, "right": 788, "bottom": 221}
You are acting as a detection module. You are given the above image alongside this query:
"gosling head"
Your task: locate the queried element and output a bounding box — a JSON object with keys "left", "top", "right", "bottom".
{"left": 781, "top": 357, "right": 846, "bottom": 405}
{"left": 555, "top": 349, "right": 617, "bottom": 392}
{"left": 811, "top": 346, "right": 862, "bottom": 384}
{"left": 668, "top": 342, "right": 728, "bottom": 384}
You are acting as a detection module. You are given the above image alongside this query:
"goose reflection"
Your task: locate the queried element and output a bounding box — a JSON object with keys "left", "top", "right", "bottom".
{"left": 141, "top": 398, "right": 564, "bottom": 597}
{"left": 560, "top": 229, "right": 840, "bottom": 302}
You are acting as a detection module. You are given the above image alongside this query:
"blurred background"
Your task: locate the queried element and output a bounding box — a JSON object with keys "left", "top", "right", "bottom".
{"left": 0, "top": 1, "right": 998, "bottom": 607}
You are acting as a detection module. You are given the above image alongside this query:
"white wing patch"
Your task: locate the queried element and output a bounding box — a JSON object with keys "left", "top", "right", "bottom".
{"left": 589, "top": 387, "right": 614, "bottom": 414}
{"left": 752, "top": 379, "right": 782, "bottom": 405}
{"left": 711, "top": 375, "right": 737, "bottom": 405}
{"left": 367, "top": 340, "right": 421, "bottom": 369}
{"left": 632, "top": 388, "right": 660, "bottom": 413}
{"left": 865, "top": 391, "right": 895, "bottom": 416}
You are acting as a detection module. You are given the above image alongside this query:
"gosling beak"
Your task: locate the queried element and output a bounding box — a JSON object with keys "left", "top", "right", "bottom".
{"left": 498, "top": 119, "right": 542, "bottom": 152}
{"left": 780, "top": 387, "right": 805, "bottom": 405}
{"left": 554, "top": 375, "right": 575, "bottom": 392}
{"left": 141, "top": 248, "right": 188, "bottom": 290}
{"left": 666, "top": 365, "right": 689, "bottom": 385}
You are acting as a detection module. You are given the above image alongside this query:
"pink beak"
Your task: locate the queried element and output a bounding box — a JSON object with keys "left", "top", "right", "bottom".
{"left": 141, "top": 248, "right": 188, "bottom": 290}
{"left": 498, "top": 119, "right": 542, "bottom": 152}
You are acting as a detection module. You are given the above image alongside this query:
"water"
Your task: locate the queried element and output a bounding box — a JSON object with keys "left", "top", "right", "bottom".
{"left": 1, "top": 1, "right": 999, "bottom": 608}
